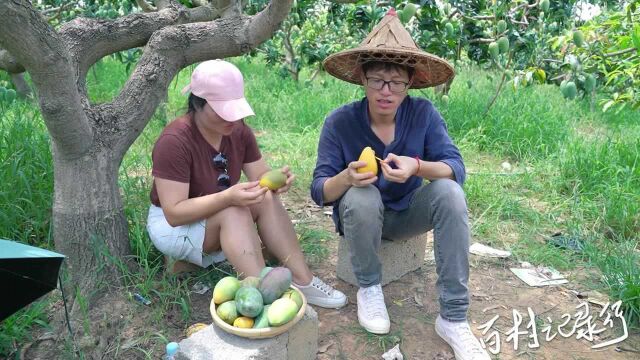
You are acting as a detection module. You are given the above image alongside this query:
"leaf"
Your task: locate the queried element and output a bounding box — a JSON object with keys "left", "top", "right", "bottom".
{"left": 632, "top": 24, "right": 640, "bottom": 53}
{"left": 602, "top": 100, "right": 615, "bottom": 112}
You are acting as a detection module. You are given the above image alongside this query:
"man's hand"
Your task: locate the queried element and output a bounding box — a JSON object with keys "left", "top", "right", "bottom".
{"left": 223, "top": 181, "right": 269, "bottom": 207}
{"left": 380, "top": 153, "right": 419, "bottom": 183}
{"left": 345, "top": 160, "right": 378, "bottom": 187}
{"left": 275, "top": 166, "right": 296, "bottom": 194}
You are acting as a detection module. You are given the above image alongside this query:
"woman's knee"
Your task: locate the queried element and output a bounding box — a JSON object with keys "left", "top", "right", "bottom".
{"left": 214, "top": 205, "right": 253, "bottom": 224}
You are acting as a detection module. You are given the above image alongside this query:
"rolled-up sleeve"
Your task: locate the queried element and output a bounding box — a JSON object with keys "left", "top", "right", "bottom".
{"left": 311, "top": 119, "right": 345, "bottom": 206}
{"left": 424, "top": 108, "right": 466, "bottom": 187}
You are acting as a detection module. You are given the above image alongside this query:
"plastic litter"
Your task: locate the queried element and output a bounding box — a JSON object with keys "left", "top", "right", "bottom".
{"left": 381, "top": 344, "right": 403, "bottom": 360}
{"left": 133, "top": 293, "right": 151, "bottom": 305}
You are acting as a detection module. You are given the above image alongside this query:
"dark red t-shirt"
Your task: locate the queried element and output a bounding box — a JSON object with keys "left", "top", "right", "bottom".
{"left": 149, "top": 114, "right": 261, "bottom": 207}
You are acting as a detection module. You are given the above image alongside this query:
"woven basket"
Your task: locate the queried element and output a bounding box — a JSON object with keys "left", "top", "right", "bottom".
{"left": 210, "top": 286, "right": 307, "bottom": 339}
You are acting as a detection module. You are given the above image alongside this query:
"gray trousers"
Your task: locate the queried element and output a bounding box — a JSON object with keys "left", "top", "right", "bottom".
{"left": 338, "top": 179, "right": 470, "bottom": 322}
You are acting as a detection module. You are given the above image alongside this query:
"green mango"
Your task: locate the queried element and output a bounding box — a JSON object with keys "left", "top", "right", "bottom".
{"left": 267, "top": 298, "right": 298, "bottom": 326}
{"left": 235, "top": 287, "right": 264, "bottom": 318}
{"left": 497, "top": 20, "right": 507, "bottom": 34}
{"left": 573, "top": 30, "right": 584, "bottom": 47}
{"left": 445, "top": 22, "right": 454, "bottom": 37}
{"left": 241, "top": 276, "right": 260, "bottom": 288}
{"left": 488, "top": 42, "right": 500, "bottom": 59}
{"left": 497, "top": 36, "right": 509, "bottom": 54}
{"left": 584, "top": 74, "right": 596, "bottom": 92}
{"left": 259, "top": 266, "right": 273, "bottom": 279}
{"left": 540, "top": 0, "right": 550, "bottom": 13}
{"left": 562, "top": 81, "right": 577, "bottom": 100}
{"left": 253, "top": 305, "right": 271, "bottom": 329}
{"left": 216, "top": 300, "right": 239, "bottom": 325}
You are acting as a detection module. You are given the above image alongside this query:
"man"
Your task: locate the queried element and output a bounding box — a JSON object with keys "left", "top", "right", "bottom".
{"left": 310, "top": 9, "right": 490, "bottom": 360}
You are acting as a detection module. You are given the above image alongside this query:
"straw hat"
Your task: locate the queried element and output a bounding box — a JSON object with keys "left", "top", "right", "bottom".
{"left": 323, "top": 8, "right": 454, "bottom": 89}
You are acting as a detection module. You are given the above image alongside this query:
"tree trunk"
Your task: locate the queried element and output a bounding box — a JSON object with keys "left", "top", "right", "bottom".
{"left": 53, "top": 148, "right": 130, "bottom": 298}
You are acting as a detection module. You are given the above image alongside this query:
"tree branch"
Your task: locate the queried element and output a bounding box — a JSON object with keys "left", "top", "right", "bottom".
{"left": 604, "top": 47, "right": 636, "bottom": 57}
{"left": 111, "top": 0, "right": 293, "bottom": 154}
{"left": 59, "top": 4, "right": 218, "bottom": 89}
{"left": 0, "top": 48, "right": 24, "bottom": 73}
{"left": 135, "top": 0, "right": 157, "bottom": 12}
{"left": 0, "top": 0, "right": 93, "bottom": 158}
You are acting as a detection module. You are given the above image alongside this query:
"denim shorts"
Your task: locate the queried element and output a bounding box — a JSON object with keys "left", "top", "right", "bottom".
{"left": 146, "top": 205, "right": 225, "bottom": 267}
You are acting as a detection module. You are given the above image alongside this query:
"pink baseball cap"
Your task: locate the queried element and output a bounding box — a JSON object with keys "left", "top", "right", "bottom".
{"left": 181, "top": 60, "right": 255, "bottom": 122}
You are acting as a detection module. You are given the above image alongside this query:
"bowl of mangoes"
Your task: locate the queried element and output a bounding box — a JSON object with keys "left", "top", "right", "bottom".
{"left": 210, "top": 266, "right": 307, "bottom": 339}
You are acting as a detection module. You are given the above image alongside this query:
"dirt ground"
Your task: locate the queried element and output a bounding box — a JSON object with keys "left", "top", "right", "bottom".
{"left": 20, "top": 193, "right": 640, "bottom": 360}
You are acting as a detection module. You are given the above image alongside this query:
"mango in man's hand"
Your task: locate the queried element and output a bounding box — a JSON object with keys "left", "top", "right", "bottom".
{"left": 357, "top": 146, "right": 378, "bottom": 174}
{"left": 259, "top": 169, "right": 287, "bottom": 190}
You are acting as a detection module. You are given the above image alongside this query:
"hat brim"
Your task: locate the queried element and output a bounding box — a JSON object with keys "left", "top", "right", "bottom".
{"left": 323, "top": 48, "right": 455, "bottom": 89}
{"left": 207, "top": 97, "right": 255, "bottom": 122}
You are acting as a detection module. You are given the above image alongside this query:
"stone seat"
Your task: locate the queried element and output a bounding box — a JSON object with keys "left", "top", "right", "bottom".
{"left": 336, "top": 233, "right": 428, "bottom": 287}
{"left": 177, "top": 306, "right": 318, "bottom": 360}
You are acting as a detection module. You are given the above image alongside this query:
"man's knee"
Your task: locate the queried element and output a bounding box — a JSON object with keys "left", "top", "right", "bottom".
{"left": 340, "top": 185, "right": 384, "bottom": 221}
{"left": 429, "top": 179, "right": 467, "bottom": 215}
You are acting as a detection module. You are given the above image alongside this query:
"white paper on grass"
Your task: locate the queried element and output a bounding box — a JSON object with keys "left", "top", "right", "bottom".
{"left": 510, "top": 267, "right": 568, "bottom": 287}
{"left": 469, "top": 243, "right": 511, "bottom": 258}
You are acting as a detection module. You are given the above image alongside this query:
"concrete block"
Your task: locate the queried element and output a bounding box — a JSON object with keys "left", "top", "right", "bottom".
{"left": 336, "top": 234, "right": 427, "bottom": 287}
{"left": 176, "top": 306, "right": 318, "bottom": 360}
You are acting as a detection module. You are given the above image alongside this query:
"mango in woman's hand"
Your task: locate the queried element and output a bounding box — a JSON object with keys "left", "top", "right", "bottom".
{"left": 357, "top": 146, "right": 378, "bottom": 174}
{"left": 259, "top": 169, "right": 287, "bottom": 190}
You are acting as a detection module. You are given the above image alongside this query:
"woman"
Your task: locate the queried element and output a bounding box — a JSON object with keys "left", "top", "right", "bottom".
{"left": 146, "top": 60, "right": 347, "bottom": 309}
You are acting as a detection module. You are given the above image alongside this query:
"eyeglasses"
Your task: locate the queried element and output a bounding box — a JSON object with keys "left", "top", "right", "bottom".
{"left": 212, "top": 153, "right": 230, "bottom": 190}
{"left": 365, "top": 77, "right": 410, "bottom": 93}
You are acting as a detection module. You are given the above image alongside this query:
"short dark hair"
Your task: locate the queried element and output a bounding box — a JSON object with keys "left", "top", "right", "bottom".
{"left": 361, "top": 61, "right": 414, "bottom": 79}
{"left": 187, "top": 93, "right": 207, "bottom": 114}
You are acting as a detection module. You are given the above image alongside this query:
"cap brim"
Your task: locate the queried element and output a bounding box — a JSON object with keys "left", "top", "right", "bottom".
{"left": 207, "top": 97, "right": 255, "bottom": 122}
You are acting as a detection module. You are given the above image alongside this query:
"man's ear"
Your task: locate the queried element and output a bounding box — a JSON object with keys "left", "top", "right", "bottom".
{"left": 358, "top": 67, "right": 367, "bottom": 86}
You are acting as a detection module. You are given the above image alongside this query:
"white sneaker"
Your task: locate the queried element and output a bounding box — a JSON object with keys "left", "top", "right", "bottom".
{"left": 294, "top": 276, "right": 348, "bottom": 309}
{"left": 357, "top": 284, "right": 390, "bottom": 334}
{"left": 435, "top": 315, "right": 491, "bottom": 360}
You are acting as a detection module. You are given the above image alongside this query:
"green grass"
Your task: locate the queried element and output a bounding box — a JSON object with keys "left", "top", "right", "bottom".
{"left": 1, "top": 56, "right": 639, "bottom": 357}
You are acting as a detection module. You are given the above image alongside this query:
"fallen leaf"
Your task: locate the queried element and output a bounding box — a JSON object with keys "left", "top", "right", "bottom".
{"left": 393, "top": 299, "right": 403, "bottom": 307}
{"left": 482, "top": 305, "right": 501, "bottom": 313}
{"left": 414, "top": 294, "right": 423, "bottom": 307}
{"left": 317, "top": 340, "right": 334, "bottom": 353}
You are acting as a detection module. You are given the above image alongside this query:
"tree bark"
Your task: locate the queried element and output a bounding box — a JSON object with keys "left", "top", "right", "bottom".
{"left": 53, "top": 149, "right": 130, "bottom": 296}
{"left": 9, "top": 72, "right": 31, "bottom": 98}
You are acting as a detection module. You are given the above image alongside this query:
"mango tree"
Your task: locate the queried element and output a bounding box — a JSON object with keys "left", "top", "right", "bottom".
{"left": 0, "top": 0, "right": 292, "bottom": 303}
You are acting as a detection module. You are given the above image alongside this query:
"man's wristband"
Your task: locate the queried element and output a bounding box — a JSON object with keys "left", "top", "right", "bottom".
{"left": 414, "top": 156, "right": 421, "bottom": 176}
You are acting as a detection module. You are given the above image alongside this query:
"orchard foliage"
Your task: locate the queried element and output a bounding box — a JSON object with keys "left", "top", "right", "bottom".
{"left": 245, "top": 0, "right": 638, "bottom": 112}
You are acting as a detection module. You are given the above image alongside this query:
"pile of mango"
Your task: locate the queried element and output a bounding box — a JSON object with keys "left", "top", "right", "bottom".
{"left": 213, "top": 266, "right": 303, "bottom": 329}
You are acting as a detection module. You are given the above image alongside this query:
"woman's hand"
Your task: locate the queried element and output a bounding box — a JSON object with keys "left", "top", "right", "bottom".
{"left": 345, "top": 160, "right": 378, "bottom": 187}
{"left": 380, "top": 153, "right": 418, "bottom": 183}
{"left": 223, "top": 181, "right": 269, "bottom": 207}
{"left": 275, "top": 166, "right": 296, "bottom": 194}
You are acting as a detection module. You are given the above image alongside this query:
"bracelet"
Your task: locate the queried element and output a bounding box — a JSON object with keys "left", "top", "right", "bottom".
{"left": 414, "top": 156, "right": 421, "bottom": 176}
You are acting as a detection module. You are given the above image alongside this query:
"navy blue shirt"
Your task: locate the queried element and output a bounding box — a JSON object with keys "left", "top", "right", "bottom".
{"left": 311, "top": 96, "right": 465, "bottom": 229}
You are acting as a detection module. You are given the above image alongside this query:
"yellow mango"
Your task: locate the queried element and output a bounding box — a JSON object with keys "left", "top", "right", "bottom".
{"left": 357, "top": 146, "right": 378, "bottom": 174}
{"left": 280, "top": 289, "right": 303, "bottom": 310}
{"left": 233, "top": 316, "right": 255, "bottom": 328}
{"left": 259, "top": 169, "right": 287, "bottom": 190}
{"left": 213, "top": 276, "right": 241, "bottom": 304}
{"left": 267, "top": 298, "right": 298, "bottom": 326}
